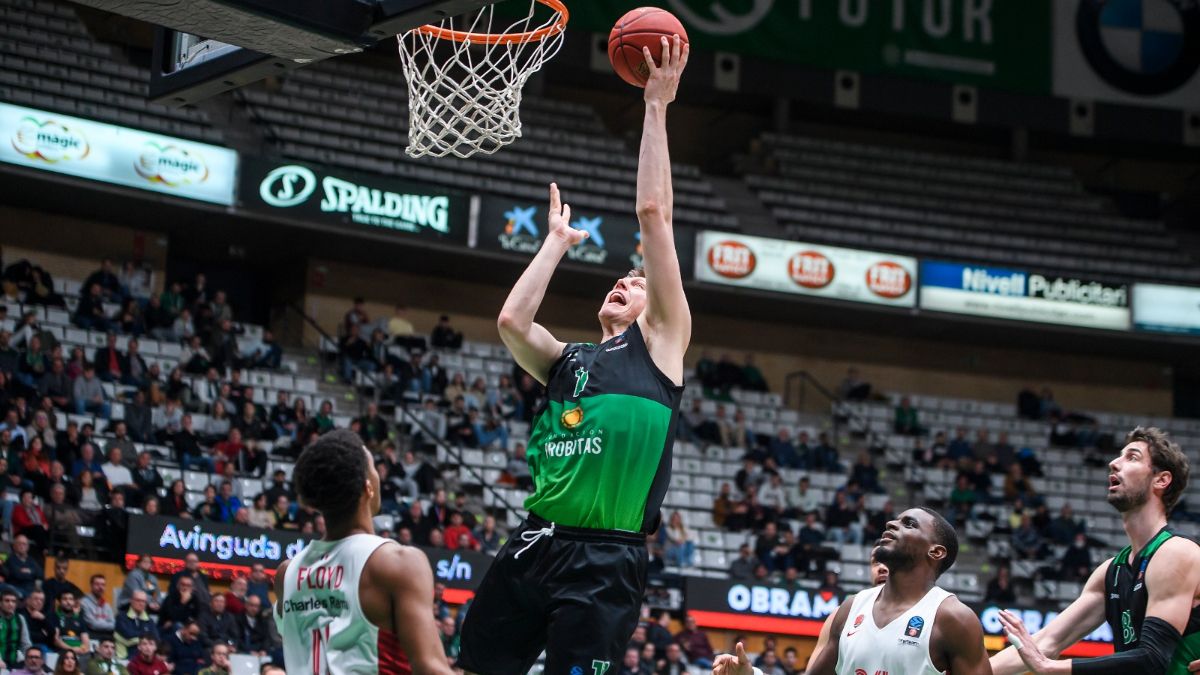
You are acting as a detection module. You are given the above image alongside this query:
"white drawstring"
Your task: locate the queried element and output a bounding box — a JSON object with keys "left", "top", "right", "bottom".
{"left": 513, "top": 522, "right": 555, "bottom": 559}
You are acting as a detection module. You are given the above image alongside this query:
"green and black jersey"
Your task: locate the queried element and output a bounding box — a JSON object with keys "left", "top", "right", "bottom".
{"left": 523, "top": 321, "right": 683, "bottom": 533}
{"left": 1104, "top": 527, "right": 1200, "bottom": 674}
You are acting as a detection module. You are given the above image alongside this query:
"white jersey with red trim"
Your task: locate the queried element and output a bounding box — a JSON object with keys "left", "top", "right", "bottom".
{"left": 278, "top": 533, "right": 411, "bottom": 675}
{"left": 835, "top": 583, "right": 951, "bottom": 675}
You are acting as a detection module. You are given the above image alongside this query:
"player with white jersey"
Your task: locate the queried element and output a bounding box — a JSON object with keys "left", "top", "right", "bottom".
{"left": 713, "top": 508, "right": 990, "bottom": 675}
{"left": 274, "top": 429, "right": 454, "bottom": 675}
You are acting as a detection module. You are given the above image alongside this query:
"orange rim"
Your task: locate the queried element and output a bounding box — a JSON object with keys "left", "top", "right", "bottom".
{"left": 417, "top": 0, "right": 569, "bottom": 45}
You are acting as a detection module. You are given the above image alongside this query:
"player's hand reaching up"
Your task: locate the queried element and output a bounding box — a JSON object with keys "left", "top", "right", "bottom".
{"left": 998, "top": 609, "right": 1056, "bottom": 674}
{"left": 712, "top": 641, "right": 753, "bottom": 675}
{"left": 545, "top": 183, "right": 584, "bottom": 246}
{"left": 643, "top": 34, "right": 688, "bottom": 106}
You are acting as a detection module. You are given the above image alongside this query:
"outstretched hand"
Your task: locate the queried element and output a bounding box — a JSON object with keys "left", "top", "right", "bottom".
{"left": 712, "top": 641, "right": 753, "bottom": 675}
{"left": 545, "top": 183, "right": 585, "bottom": 246}
{"left": 644, "top": 34, "right": 689, "bottom": 105}
{"left": 998, "top": 609, "right": 1054, "bottom": 674}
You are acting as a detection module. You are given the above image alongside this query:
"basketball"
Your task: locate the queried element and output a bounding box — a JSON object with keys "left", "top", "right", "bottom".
{"left": 608, "top": 7, "right": 689, "bottom": 88}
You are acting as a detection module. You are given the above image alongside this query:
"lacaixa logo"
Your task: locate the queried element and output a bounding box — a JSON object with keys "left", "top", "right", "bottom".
{"left": 707, "top": 240, "right": 755, "bottom": 279}
{"left": 11, "top": 115, "right": 89, "bottom": 162}
{"left": 788, "top": 250, "right": 834, "bottom": 289}
{"left": 135, "top": 142, "right": 209, "bottom": 186}
{"left": 866, "top": 261, "right": 912, "bottom": 299}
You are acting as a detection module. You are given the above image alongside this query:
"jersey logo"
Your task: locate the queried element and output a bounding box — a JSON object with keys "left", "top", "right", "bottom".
{"left": 1121, "top": 609, "right": 1136, "bottom": 644}
{"left": 560, "top": 406, "right": 584, "bottom": 429}
{"left": 591, "top": 660, "right": 611, "bottom": 675}
{"left": 572, "top": 367, "right": 589, "bottom": 398}
{"left": 853, "top": 614, "right": 864, "bottom": 628}
{"left": 905, "top": 616, "right": 924, "bottom": 638}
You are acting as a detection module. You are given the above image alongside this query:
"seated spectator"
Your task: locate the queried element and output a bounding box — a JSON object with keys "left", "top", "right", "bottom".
{"left": 792, "top": 511, "right": 836, "bottom": 577}
{"left": 1060, "top": 533, "right": 1092, "bottom": 582}
{"left": 755, "top": 521, "right": 791, "bottom": 573}
{"left": 131, "top": 452, "right": 163, "bottom": 508}
{"left": 711, "top": 483, "right": 736, "bottom": 529}
{"left": 222, "top": 578, "right": 248, "bottom": 617}
{"left": 115, "top": 595, "right": 159, "bottom": 663}
{"left": 199, "top": 594, "right": 238, "bottom": 649}
{"left": 19, "top": 590, "right": 53, "bottom": 656}
{"left": 741, "top": 354, "right": 768, "bottom": 392}
{"left": 1047, "top": 504, "right": 1086, "bottom": 546}
{"left": 734, "top": 459, "right": 762, "bottom": 494}
{"left": 339, "top": 324, "right": 373, "bottom": 383}
{"left": 1039, "top": 387, "right": 1062, "bottom": 420}
{"left": 163, "top": 621, "right": 208, "bottom": 675}
{"left": 850, "top": 452, "right": 883, "bottom": 494}
{"left": 893, "top": 396, "right": 920, "bottom": 435}
{"left": 93, "top": 334, "right": 125, "bottom": 384}
{"left": 825, "top": 492, "right": 864, "bottom": 545}
{"left": 55, "top": 590, "right": 91, "bottom": 657}
{"left": 757, "top": 473, "right": 787, "bottom": 518}
{"left": 1003, "top": 463, "right": 1037, "bottom": 504}
{"left": 213, "top": 430, "right": 246, "bottom": 475}
{"left": 38, "top": 357, "right": 71, "bottom": 410}
{"left": 443, "top": 512, "right": 478, "bottom": 551}
{"left": 948, "top": 475, "right": 977, "bottom": 525}
{"left": 245, "top": 566, "right": 272, "bottom": 609}
{"left": 192, "top": 485, "right": 220, "bottom": 522}
{"left": 837, "top": 367, "right": 871, "bottom": 401}
{"left": 73, "top": 283, "right": 111, "bottom": 331}
{"left": 946, "top": 427, "right": 974, "bottom": 466}
{"left": 662, "top": 511, "right": 697, "bottom": 568}
{"left": 43, "top": 560, "right": 82, "bottom": 611}
{"left": 3, "top": 534, "right": 41, "bottom": 597}
{"left": 769, "top": 429, "right": 801, "bottom": 469}
{"left": 272, "top": 496, "right": 298, "bottom": 531}
{"left": 721, "top": 410, "right": 755, "bottom": 450}
{"left": 12, "top": 491, "right": 49, "bottom": 555}
{"left": 728, "top": 544, "right": 755, "bottom": 581}
{"left": 198, "top": 642, "right": 232, "bottom": 675}
{"left": 984, "top": 566, "right": 1016, "bottom": 604}
{"left": 127, "top": 636, "right": 171, "bottom": 675}
{"left": 657, "top": 642, "right": 689, "bottom": 675}
{"left": 102, "top": 447, "right": 134, "bottom": 493}
{"left": 81, "top": 575, "right": 116, "bottom": 640}
{"left": 72, "top": 365, "right": 110, "bottom": 418}
{"left": 122, "top": 557, "right": 164, "bottom": 613}
{"left": 76, "top": 470, "right": 107, "bottom": 511}
{"left": 158, "top": 577, "right": 201, "bottom": 632}
{"left": 812, "top": 433, "right": 840, "bottom": 471}
{"left": 786, "top": 476, "right": 821, "bottom": 517}
{"left": 1012, "top": 514, "right": 1047, "bottom": 560}
{"left": 85, "top": 637, "right": 128, "bottom": 675}
{"left": 0, "top": 589, "right": 30, "bottom": 667}
{"left": 619, "top": 647, "right": 645, "bottom": 675}
{"left": 913, "top": 431, "right": 950, "bottom": 469}
{"left": 673, "top": 614, "right": 714, "bottom": 669}
{"left": 236, "top": 594, "right": 279, "bottom": 659}
{"left": 430, "top": 315, "right": 463, "bottom": 350}
{"left": 180, "top": 336, "right": 211, "bottom": 375}
{"left": 10, "top": 645, "right": 44, "bottom": 675}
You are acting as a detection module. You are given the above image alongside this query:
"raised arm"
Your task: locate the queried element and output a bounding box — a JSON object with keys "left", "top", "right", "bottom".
{"left": 990, "top": 558, "right": 1110, "bottom": 675}
{"left": 496, "top": 183, "right": 585, "bottom": 385}
{"left": 635, "top": 36, "right": 691, "bottom": 384}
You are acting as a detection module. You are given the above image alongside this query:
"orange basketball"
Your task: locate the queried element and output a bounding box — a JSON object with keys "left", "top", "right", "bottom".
{"left": 608, "top": 7, "right": 689, "bottom": 88}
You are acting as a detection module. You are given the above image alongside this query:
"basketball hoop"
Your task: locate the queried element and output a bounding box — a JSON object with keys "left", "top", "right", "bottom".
{"left": 398, "top": 0, "right": 569, "bottom": 158}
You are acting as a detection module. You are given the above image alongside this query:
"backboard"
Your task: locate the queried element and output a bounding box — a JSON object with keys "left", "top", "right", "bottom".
{"left": 69, "top": 0, "right": 500, "bottom": 105}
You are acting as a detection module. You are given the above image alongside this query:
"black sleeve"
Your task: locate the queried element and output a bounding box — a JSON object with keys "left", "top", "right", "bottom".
{"left": 1072, "top": 617, "right": 1181, "bottom": 675}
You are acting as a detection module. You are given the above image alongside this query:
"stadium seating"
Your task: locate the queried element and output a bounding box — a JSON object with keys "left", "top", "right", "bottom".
{"left": 745, "top": 132, "right": 1200, "bottom": 284}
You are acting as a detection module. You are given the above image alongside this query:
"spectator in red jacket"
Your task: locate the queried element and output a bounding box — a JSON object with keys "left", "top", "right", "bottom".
{"left": 127, "top": 636, "right": 171, "bottom": 675}
{"left": 212, "top": 429, "right": 246, "bottom": 474}
{"left": 674, "top": 614, "right": 714, "bottom": 669}
{"left": 443, "top": 512, "right": 478, "bottom": 551}
{"left": 11, "top": 488, "right": 49, "bottom": 553}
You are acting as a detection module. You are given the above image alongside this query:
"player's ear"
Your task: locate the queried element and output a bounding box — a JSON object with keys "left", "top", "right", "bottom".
{"left": 1152, "top": 469, "right": 1172, "bottom": 493}
{"left": 929, "top": 544, "right": 947, "bottom": 565}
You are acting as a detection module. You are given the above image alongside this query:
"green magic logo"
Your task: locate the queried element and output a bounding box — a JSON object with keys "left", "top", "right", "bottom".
{"left": 572, "top": 367, "right": 589, "bottom": 398}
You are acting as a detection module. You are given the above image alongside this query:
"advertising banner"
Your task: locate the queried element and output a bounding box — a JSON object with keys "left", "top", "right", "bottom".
{"left": 559, "top": 1, "right": 1051, "bottom": 93}
{"left": 125, "top": 515, "right": 310, "bottom": 579}
{"left": 0, "top": 102, "right": 237, "bottom": 205}
{"left": 919, "top": 260, "right": 1131, "bottom": 330}
{"left": 975, "top": 604, "right": 1113, "bottom": 657}
{"left": 684, "top": 577, "right": 844, "bottom": 636}
{"left": 475, "top": 194, "right": 693, "bottom": 276}
{"left": 241, "top": 158, "right": 469, "bottom": 242}
{"left": 694, "top": 231, "right": 917, "bottom": 307}
{"left": 1053, "top": 0, "right": 1200, "bottom": 110}
{"left": 1133, "top": 283, "right": 1200, "bottom": 335}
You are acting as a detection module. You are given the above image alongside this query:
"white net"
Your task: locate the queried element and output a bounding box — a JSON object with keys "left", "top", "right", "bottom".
{"left": 397, "top": 0, "right": 567, "bottom": 159}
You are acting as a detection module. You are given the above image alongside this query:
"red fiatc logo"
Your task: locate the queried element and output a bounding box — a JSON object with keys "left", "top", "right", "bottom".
{"left": 707, "top": 241, "right": 756, "bottom": 279}
{"left": 866, "top": 261, "right": 912, "bottom": 299}
{"left": 788, "top": 251, "right": 835, "bottom": 288}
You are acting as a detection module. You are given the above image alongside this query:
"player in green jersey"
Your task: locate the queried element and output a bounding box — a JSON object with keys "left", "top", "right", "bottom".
{"left": 992, "top": 427, "right": 1199, "bottom": 675}
{"left": 458, "top": 35, "right": 692, "bottom": 675}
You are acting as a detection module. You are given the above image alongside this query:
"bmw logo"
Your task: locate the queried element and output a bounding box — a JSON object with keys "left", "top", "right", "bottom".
{"left": 1076, "top": 0, "right": 1200, "bottom": 95}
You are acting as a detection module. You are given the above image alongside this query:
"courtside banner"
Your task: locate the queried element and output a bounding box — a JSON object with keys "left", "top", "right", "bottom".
{"left": 684, "top": 577, "right": 844, "bottom": 636}
{"left": 919, "top": 260, "right": 1131, "bottom": 330}
{"left": 0, "top": 102, "right": 237, "bottom": 205}
{"left": 240, "top": 157, "right": 469, "bottom": 242}
{"left": 1133, "top": 283, "right": 1200, "bottom": 335}
{"left": 694, "top": 231, "right": 917, "bottom": 307}
{"left": 475, "top": 194, "right": 695, "bottom": 277}
{"left": 974, "top": 605, "right": 1113, "bottom": 658}
{"left": 126, "top": 515, "right": 311, "bottom": 578}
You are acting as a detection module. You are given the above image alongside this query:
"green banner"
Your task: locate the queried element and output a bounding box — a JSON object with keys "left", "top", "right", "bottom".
{"left": 570, "top": 0, "right": 1051, "bottom": 93}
